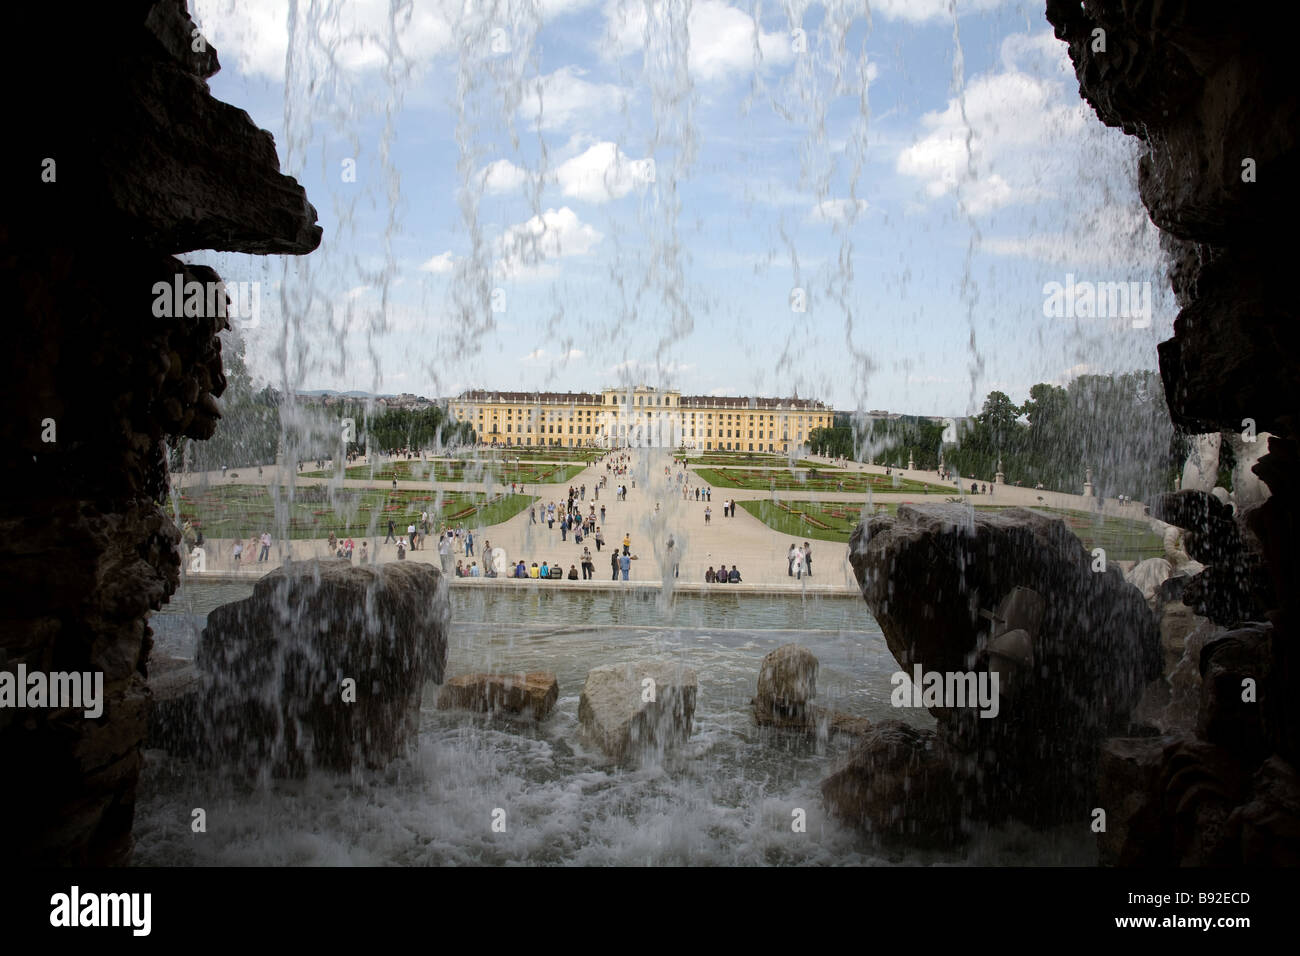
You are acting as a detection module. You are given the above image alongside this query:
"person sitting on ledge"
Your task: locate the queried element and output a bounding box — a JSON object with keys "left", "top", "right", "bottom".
{"left": 705, "top": 566, "right": 716, "bottom": 583}
{"left": 540, "top": 560, "right": 550, "bottom": 578}
{"left": 455, "top": 559, "right": 465, "bottom": 576}
{"left": 714, "top": 564, "right": 727, "bottom": 584}
{"left": 470, "top": 562, "right": 480, "bottom": 577}
{"left": 515, "top": 560, "right": 527, "bottom": 578}
{"left": 530, "top": 562, "right": 541, "bottom": 578}
{"left": 728, "top": 565, "right": 741, "bottom": 583}
{"left": 568, "top": 564, "right": 579, "bottom": 579}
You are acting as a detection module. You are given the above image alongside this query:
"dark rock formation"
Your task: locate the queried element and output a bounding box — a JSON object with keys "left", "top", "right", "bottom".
{"left": 1047, "top": 0, "right": 1297, "bottom": 864}
{"left": 197, "top": 562, "right": 448, "bottom": 775}
{"left": 820, "top": 721, "right": 966, "bottom": 845}
{"left": 0, "top": 1, "right": 318, "bottom": 863}
{"left": 834, "top": 504, "right": 1160, "bottom": 829}
{"left": 1151, "top": 490, "right": 1271, "bottom": 626}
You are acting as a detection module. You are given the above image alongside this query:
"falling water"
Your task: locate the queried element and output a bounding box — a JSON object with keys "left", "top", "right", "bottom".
{"left": 140, "top": 0, "right": 1179, "bottom": 865}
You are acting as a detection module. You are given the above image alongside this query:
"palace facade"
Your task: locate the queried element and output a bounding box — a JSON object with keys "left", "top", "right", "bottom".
{"left": 448, "top": 385, "right": 833, "bottom": 452}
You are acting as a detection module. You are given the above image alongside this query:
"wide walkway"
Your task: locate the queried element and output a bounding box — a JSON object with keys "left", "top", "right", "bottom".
{"left": 175, "top": 450, "right": 1152, "bottom": 589}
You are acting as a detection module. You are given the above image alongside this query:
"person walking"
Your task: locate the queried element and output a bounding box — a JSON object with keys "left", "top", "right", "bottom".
{"left": 704, "top": 506, "right": 711, "bottom": 525}
{"left": 385, "top": 519, "right": 396, "bottom": 544}
{"left": 600, "top": 504, "right": 606, "bottom": 523}
{"left": 466, "top": 530, "right": 474, "bottom": 556}
{"left": 438, "top": 533, "right": 452, "bottom": 573}
{"left": 803, "top": 540, "right": 813, "bottom": 577}
{"left": 794, "top": 544, "right": 805, "bottom": 580}
{"left": 611, "top": 550, "right": 620, "bottom": 581}
{"left": 619, "top": 552, "right": 631, "bottom": 581}
{"left": 259, "top": 531, "right": 271, "bottom": 562}
{"left": 787, "top": 542, "right": 796, "bottom": 576}
{"left": 622, "top": 532, "right": 631, "bottom": 556}
{"left": 594, "top": 527, "right": 604, "bottom": 552}
{"left": 581, "top": 547, "right": 594, "bottom": 580}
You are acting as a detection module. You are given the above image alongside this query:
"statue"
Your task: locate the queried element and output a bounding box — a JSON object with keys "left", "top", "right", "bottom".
{"left": 1180, "top": 432, "right": 1221, "bottom": 493}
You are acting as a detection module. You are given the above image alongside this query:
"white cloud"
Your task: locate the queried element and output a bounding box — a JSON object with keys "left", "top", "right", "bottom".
{"left": 192, "top": 0, "right": 456, "bottom": 80}
{"left": 192, "top": 0, "right": 603, "bottom": 81}
{"left": 420, "top": 251, "right": 455, "bottom": 274}
{"left": 979, "top": 207, "right": 1163, "bottom": 269}
{"left": 524, "top": 347, "right": 585, "bottom": 364}
{"left": 520, "top": 66, "right": 627, "bottom": 132}
{"left": 896, "top": 32, "right": 1091, "bottom": 215}
{"left": 476, "top": 159, "right": 531, "bottom": 195}
{"left": 870, "top": 0, "right": 1011, "bottom": 23}
{"left": 496, "top": 206, "right": 603, "bottom": 278}
{"left": 807, "top": 198, "right": 868, "bottom": 225}
{"left": 602, "top": 0, "right": 793, "bottom": 82}
{"left": 556, "top": 142, "right": 655, "bottom": 202}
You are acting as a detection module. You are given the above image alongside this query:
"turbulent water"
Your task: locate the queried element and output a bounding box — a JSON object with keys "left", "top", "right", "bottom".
{"left": 134, "top": 585, "right": 1094, "bottom": 865}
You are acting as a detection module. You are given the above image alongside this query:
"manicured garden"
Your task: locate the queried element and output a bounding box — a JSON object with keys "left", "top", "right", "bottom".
{"left": 303, "top": 459, "right": 585, "bottom": 484}
{"left": 739, "top": 499, "right": 1165, "bottom": 561}
{"left": 695, "top": 467, "right": 952, "bottom": 494}
{"left": 686, "top": 453, "right": 821, "bottom": 468}
{"left": 173, "top": 485, "right": 533, "bottom": 539}
{"left": 459, "top": 446, "right": 607, "bottom": 463}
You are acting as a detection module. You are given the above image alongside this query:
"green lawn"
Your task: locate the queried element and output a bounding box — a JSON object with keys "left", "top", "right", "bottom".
{"left": 739, "top": 500, "right": 1164, "bottom": 562}
{"left": 174, "top": 485, "right": 533, "bottom": 539}
{"left": 457, "top": 447, "right": 607, "bottom": 463}
{"left": 697, "top": 467, "right": 952, "bottom": 494}
{"left": 303, "top": 459, "right": 585, "bottom": 484}
{"left": 687, "top": 454, "right": 821, "bottom": 468}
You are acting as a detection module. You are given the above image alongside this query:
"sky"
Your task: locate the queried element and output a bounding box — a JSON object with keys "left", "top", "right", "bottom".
{"left": 184, "top": 0, "right": 1173, "bottom": 418}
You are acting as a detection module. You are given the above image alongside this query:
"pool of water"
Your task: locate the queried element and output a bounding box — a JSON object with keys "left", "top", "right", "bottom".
{"left": 133, "top": 578, "right": 1096, "bottom": 865}
{"left": 153, "top": 579, "right": 871, "bottom": 632}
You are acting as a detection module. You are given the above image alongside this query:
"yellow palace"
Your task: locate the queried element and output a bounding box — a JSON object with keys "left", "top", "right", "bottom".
{"left": 449, "top": 384, "right": 833, "bottom": 453}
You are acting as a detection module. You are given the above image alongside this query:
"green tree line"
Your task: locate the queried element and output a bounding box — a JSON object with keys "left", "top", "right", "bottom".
{"left": 809, "top": 370, "right": 1187, "bottom": 499}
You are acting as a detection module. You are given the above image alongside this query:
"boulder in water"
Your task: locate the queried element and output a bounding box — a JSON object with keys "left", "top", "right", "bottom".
{"left": 438, "top": 672, "right": 558, "bottom": 720}
{"left": 754, "top": 643, "right": 817, "bottom": 724}
{"left": 578, "top": 661, "right": 697, "bottom": 761}
{"left": 147, "top": 655, "right": 203, "bottom": 754}
{"left": 820, "top": 720, "right": 966, "bottom": 845}
{"left": 842, "top": 504, "right": 1160, "bottom": 826}
{"left": 196, "top": 560, "right": 448, "bottom": 776}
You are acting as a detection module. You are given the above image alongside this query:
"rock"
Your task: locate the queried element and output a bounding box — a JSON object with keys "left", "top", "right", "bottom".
{"left": 1096, "top": 735, "right": 1183, "bottom": 866}
{"left": 1198, "top": 624, "right": 1271, "bottom": 764}
{"left": 147, "top": 655, "right": 204, "bottom": 754}
{"left": 754, "top": 643, "right": 818, "bottom": 724}
{"left": 1, "top": 1, "right": 320, "bottom": 864}
{"left": 848, "top": 504, "right": 1160, "bottom": 823}
{"left": 438, "top": 672, "right": 558, "bottom": 720}
{"left": 1156, "top": 617, "right": 1226, "bottom": 734}
{"left": 1048, "top": 0, "right": 1300, "bottom": 865}
{"left": 1231, "top": 756, "right": 1300, "bottom": 865}
{"left": 578, "top": 661, "right": 697, "bottom": 761}
{"left": 1158, "top": 602, "right": 1200, "bottom": 674}
{"left": 820, "top": 720, "right": 966, "bottom": 844}
{"left": 197, "top": 561, "right": 448, "bottom": 775}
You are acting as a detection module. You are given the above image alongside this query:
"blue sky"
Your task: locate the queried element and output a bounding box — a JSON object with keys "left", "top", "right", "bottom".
{"left": 186, "top": 0, "right": 1171, "bottom": 417}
